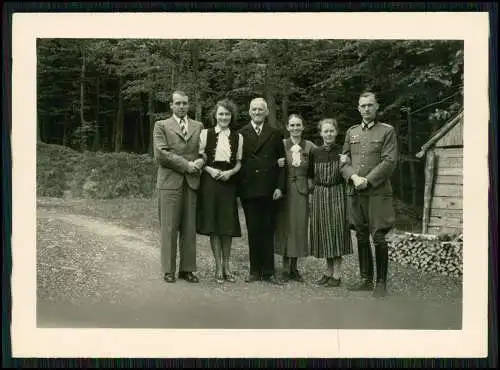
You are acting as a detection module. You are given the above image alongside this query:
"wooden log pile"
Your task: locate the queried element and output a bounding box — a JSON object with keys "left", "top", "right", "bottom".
{"left": 387, "top": 232, "right": 463, "bottom": 278}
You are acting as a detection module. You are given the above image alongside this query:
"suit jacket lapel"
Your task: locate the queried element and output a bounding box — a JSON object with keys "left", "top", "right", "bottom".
{"left": 185, "top": 118, "right": 196, "bottom": 141}
{"left": 167, "top": 116, "right": 185, "bottom": 140}
{"left": 254, "top": 123, "right": 272, "bottom": 153}
{"left": 167, "top": 116, "right": 194, "bottom": 141}
{"left": 240, "top": 123, "right": 258, "bottom": 153}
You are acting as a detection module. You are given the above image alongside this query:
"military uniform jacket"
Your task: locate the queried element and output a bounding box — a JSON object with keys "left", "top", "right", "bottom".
{"left": 340, "top": 120, "right": 398, "bottom": 197}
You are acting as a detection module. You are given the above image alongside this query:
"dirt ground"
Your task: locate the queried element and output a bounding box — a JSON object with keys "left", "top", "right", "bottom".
{"left": 36, "top": 197, "right": 462, "bottom": 330}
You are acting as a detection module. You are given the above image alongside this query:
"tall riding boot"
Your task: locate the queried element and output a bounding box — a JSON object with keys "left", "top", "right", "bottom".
{"left": 373, "top": 231, "right": 389, "bottom": 297}
{"left": 348, "top": 230, "right": 374, "bottom": 291}
{"left": 281, "top": 256, "right": 291, "bottom": 280}
{"left": 289, "top": 257, "right": 304, "bottom": 282}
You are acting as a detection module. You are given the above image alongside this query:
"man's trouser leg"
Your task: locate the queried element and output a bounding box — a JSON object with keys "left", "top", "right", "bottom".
{"left": 348, "top": 195, "right": 374, "bottom": 290}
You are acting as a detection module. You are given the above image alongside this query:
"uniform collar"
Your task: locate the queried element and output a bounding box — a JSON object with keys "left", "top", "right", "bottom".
{"left": 361, "top": 120, "right": 376, "bottom": 130}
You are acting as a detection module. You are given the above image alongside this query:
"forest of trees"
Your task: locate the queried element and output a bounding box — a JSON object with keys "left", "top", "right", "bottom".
{"left": 37, "top": 38, "right": 464, "bottom": 211}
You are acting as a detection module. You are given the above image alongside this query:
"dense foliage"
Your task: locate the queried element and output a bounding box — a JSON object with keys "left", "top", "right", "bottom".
{"left": 37, "top": 143, "right": 157, "bottom": 199}
{"left": 37, "top": 39, "right": 463, "bottom": 211}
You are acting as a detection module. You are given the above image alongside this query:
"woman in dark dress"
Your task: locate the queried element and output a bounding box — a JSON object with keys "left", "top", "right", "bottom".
{"left": 197, "top": 99, "right": 243, "bottom": 284}
{"left": 275, "top": 114, "right": 316, "bottom": 282}
{"left": 308, "top": 118, "right": 353, "bottom": 287}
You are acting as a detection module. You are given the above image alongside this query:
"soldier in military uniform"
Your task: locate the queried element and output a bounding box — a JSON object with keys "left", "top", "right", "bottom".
{"left": 340, "top": 92, "right": 398, "bottom": 297}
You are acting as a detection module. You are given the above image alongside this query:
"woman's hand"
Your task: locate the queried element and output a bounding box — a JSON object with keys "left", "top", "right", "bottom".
{"left": 207, "top": 167, "right": 221, "bottom": 179}
{"left": 339, "top": 154, "right": 350, "bottom": 165}
{"left": 277, "top": 157, "right": 285, "bottom": 168}
{"left": 217, "top": 170, "right": 232, "bottom": 182}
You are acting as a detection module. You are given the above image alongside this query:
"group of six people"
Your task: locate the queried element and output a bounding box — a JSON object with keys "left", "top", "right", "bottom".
{"left": 153, "top": 90, "right": 398, "bottom": 298}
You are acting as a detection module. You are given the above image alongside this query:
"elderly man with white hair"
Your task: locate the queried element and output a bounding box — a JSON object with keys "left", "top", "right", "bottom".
{"left": 237, "top": 97, "right": 287, "bottom": 285}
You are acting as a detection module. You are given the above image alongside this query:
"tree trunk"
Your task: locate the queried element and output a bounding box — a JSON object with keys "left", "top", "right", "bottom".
{"left": 114, "top": 77, "right": 124, "bottom": 152}
{"left": 407, "top": 110, "right": 417, "bottom": 206}
{"left": 224, "top": 40, "right": 235, "bottom": 92}
{"left": 265, "top": 64, "right": 277, "bottom": 128}
{"left": 138, "top": 99, "right": 145, "bottom": 153}
{"left": 147, "top": 89, "right": 155, "bottom": 156}
{"left": 191, "top": 41, "right": 202, "bottom": 121}
{"left": 281, "top": 90, "right": 289, "bottom": 129}
{"left": 422, "top": 149, "right": 436, "bottom": 233}
{"left": 79, "top": 43, "right": 88, "bottom": 151}
{"left": 396, "top": 120, "right": 404, "bottom": 199}
{"left": 62, "top": 120, "right": 69, "bottom": 146}
{"left": 93, "top": 74, "right": 101, "bottom": 151}
{"left": 37, "top": 119, "right": 42, "bottom": 142}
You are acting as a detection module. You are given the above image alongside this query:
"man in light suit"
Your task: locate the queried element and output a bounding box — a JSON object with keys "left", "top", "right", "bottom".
{"left": 153, "top": 90, "right": 205, "bottom": 284}
{"left": 238, "top": 97, "right": 286, "bottom": 285}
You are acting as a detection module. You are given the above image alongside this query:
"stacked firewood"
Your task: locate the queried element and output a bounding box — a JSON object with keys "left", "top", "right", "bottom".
{"left": 387, "top": 232, "right": 463, "bottom": 278}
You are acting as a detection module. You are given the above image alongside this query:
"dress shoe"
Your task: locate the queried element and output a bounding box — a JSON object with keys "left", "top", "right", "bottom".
{"left": 315, "top": 274, "right": 331, "bottom": 285}
{"left": 324, "top": 277, "right": 341, "bottom": 287}
{"left": 245, "top": 274, "right": 261, "bottom": 283}
{"left": 372, "top": 282, "right": 387, "bottom": 298}
{"left": 262, "top": 275, "right": 285, "bottom": 285}
{"left": 347, "top": 279, "right": 374, "bottom": 291}
{"left": 215, "top": 271, "right": 224, "bottom": 284}
{"left": 281, "top": 271, "right": 291, "bottom": 281}
{"left": 223, "top": 272, "right": 236, "bottom": 283}
{"left": 178, "top": 271, "right": 199, "bottom": 283}
{"left": 163, "top": 273, "right": 176, "bottom": 283}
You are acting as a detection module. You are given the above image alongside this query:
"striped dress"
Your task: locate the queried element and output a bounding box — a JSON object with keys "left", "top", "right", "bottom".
{"left": 307, "top": 143, "right": 353, "bottom": 258}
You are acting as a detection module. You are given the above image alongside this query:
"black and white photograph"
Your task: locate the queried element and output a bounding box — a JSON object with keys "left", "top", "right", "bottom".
{"left": 10, "top": 11, "right": 489, "bottom": 358}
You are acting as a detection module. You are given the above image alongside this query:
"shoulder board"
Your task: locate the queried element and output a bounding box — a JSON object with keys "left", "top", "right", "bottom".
{"left": 378, "top": 122, "right": 394, "bottom": 128}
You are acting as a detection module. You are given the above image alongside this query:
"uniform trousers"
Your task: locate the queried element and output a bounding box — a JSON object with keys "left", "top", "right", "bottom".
{"left": 348, "top": 194, "right": 391, "bottom": 284}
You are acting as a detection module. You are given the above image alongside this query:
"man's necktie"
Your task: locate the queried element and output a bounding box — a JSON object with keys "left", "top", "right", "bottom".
{"left": 180, "top": 118, "right": 188, "bottom": 140}
{"left": 255, "top": 126, "right": 261, "bottom": 135}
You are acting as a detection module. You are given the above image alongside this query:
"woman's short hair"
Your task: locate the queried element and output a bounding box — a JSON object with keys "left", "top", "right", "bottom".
{"left": 210, "top": 98, "right": 238, "bottom": 127}
{"left": 317, "top": 118, "right": 339, "bottom": 132}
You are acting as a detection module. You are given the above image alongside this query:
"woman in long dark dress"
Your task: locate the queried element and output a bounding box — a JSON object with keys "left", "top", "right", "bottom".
{"left": 274, "top": 114, "right": 316, "bottom": 282}
{"left": 308, "top": 118, "right": 353, "bottom": 287}
{"left": 197, "top": 99, "right": 243, "bottom": 284}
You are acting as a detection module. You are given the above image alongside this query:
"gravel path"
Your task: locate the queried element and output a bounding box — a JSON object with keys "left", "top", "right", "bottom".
{"left": 36, "top": 201, "right": 462, "bottom": 329}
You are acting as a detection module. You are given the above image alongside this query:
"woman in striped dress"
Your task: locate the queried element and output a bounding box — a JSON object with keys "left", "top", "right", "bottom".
{"left": 307, "top": 118, "right": 353, "bottom": 287}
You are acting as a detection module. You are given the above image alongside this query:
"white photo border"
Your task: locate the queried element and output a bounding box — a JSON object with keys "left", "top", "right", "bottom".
{"left": 11, "top": 11, "right": 490, "bottom": 358}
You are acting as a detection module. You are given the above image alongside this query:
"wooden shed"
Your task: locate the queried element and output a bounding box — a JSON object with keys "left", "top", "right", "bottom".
{"left": 416, "top": 110, "right": 463, "bottom": 235}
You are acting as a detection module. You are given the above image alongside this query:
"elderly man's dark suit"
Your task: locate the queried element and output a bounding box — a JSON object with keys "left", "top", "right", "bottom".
{"left": 340, "top": 120, "right": 398, "bottom": 292}
{"left": 238, "top": 122, "right": 286, "bottom": 279}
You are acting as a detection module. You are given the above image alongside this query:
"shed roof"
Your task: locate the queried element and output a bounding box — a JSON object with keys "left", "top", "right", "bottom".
{"left": 416, "top": 110, "right": 464, "bottom": 158}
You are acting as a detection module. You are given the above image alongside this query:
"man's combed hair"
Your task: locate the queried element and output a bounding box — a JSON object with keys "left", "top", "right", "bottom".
{"left": 359, "top": 91, "right": 378, "bottom": 103}
{"left": 171, "top": 90, "right": 189, "bottom": 101}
